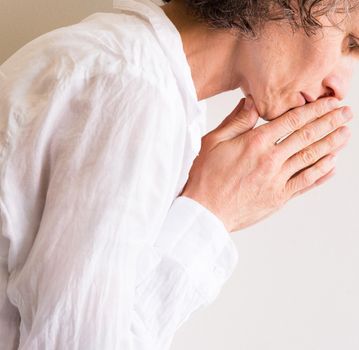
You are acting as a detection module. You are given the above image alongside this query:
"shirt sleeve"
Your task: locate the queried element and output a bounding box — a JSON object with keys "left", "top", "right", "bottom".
{"left": 131, "top": 195, "right": 238, "bottom": 350}
{"left": 1, "top": 59, "right": 238, "bottom": 350}
{"left": 1, "top": 62, "right": 191, "bottom": 349}
{"left": 0, "top": 254, "right": 20, "bottom": 349}
{"left": 0, "top": 72, "right": 21, "bottom": 349}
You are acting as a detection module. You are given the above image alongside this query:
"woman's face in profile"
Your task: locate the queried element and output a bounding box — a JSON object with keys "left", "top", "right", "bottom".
{"left": 236, "top": 9, "right": 359, "bottom": 120}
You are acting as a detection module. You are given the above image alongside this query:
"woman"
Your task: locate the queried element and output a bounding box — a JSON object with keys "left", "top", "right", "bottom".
{"left": 0, "top": 0, "right": 356, "bottom": 349}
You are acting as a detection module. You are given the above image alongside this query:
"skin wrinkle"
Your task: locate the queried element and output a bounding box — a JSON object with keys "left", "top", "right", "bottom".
{"left": 162, "top": 0, "right": 359, "bottom": 120}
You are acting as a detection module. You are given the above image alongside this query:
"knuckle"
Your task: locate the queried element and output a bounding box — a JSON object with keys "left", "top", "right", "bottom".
{"left": 322, "top": 161, "right": 330, "bottom": 174}
{"left": 286, "top": 179, "right": 300, "bottom": 198}
{"left": 284, "top": 110, "right": 301, "bottom": 131}
{"left": 251, "top": 130, "right": 267, "bottom": 148}
{"left": 316, "top": 97, "right": 335, "bottom": 116}
{"left": 318, "top": 156, "right": 333, "bottom": 173}
{"left": 300, "top": 127, "right": 315, "bottom": 143}
{"left": 302, "top": 171, "right": 314, "bottom": 186}
{"left": 283, "top": 185, "right": 293, "bottom": 202}
{"left": 300, "top": 148, "right": 316, "bottom": 164}
{"left": 258, "top": 152, "right": 277, "bottom": 172}
{"left": 329, "top": 112, "right": 341, "bottom": 129}
{"left": 318, "top": 161, "right": 330, "bottom": 177}
{"left": 327, "top": 133, "right": 339, "bottom": 148}
{"left": 315, "top": 102, "right": 328, "bottom": 118}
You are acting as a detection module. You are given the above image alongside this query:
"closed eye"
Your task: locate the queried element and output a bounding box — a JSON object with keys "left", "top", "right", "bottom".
{"left": 348, "top": 35, "right": 359, "bottom": 51}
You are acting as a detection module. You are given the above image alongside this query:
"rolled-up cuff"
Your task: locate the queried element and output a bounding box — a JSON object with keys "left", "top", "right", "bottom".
{"left": 153, "top": 195, "right": 239, "bottom": 303}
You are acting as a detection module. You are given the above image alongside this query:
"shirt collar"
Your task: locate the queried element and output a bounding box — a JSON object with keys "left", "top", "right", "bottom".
{"left": 112, "top": 0, "right": 207, "bottom": 129}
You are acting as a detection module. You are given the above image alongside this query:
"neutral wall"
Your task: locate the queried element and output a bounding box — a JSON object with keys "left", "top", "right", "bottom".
{"left": 173, "top": 80, "right": 359, "bottom": 350}
{"left": 1, "top": 1, "right": 358, "bottom": 350}
{"left": 0, "top": 0, "right": 112, "bottom": 64}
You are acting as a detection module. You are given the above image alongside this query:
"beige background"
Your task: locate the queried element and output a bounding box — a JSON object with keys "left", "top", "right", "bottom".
{"left": 0, "top": 0, "right": 110, "bottom": 63}
{"left": 1, "top": 1, "right": 358, "bottom": 349}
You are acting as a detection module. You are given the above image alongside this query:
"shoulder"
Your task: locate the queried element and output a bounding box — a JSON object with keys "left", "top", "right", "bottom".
{"left": 1, "top": 11, "right": 186, "bottom": 129}
{"left": 2, "top": 12, "right": 174, "bottom": 95}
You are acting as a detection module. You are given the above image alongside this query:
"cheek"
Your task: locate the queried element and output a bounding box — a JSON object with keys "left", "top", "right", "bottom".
{"left": 305, "top": 49, "right": 332, "bottom": 71}
{"left": 240, "top": 35, "right": 337, "bottom": 118}
{"left": 299, "top": 32, "right": 342, "bottom": 78}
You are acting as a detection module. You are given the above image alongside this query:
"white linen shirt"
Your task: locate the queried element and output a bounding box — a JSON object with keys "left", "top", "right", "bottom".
{"left": 0, "top": 0, "right": 239, "bottom": 349}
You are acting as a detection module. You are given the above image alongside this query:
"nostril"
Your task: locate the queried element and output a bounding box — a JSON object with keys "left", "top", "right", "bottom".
{"left": 322, "top": 89, "right": 335, "bottom": 99}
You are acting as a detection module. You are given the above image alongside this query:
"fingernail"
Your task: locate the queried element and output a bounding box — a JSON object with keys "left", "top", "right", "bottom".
{"left": 342, "top": 106, "right": 353, "bottom": 120}
{"left": 243, "top": 96, "right": 254, "bottom": 111}
{"left": 341, "top": 126, "right": 351, "bottom": 138}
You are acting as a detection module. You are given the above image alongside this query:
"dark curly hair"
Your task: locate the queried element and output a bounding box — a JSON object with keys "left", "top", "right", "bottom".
{"left": 162, "top": 0, "right": 359, "bottom": 38}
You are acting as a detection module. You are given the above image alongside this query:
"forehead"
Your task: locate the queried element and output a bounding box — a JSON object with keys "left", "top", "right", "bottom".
{"left": 347, "top": 8, "right": 359, "bottom": 31}
{"left": 326, "top": 5, "right": 359, "bottom": 32}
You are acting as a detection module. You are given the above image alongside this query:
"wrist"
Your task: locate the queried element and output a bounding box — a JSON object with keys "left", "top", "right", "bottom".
{"left": 178, "top": 192, "right": 232, "bottom": 233}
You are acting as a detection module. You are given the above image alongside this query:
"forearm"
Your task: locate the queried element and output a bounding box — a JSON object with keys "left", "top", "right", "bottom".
{"left": 132, "top": 196, "right": 239, "bottom": 350}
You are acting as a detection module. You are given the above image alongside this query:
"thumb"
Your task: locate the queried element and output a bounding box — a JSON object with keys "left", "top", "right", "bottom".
{"left": 215, "top": 96, "right": 259, "bottom": 142}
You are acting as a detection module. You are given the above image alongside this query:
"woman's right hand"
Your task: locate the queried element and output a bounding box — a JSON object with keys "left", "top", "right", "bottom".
{"left": 180, "top": 96, "right": 353, "bottom": 233}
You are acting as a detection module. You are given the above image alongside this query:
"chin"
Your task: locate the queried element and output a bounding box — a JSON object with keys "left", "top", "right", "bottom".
{"left": 259, "top": 108, "right": 284, "bottom": 121}
{"left": 246, "top": 95, "right": 286, "bottom": 121}
{"left": 259, "top": 98, "right": 307, "bottom": 121}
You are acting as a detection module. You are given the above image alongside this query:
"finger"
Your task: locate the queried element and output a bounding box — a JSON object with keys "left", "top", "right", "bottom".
{"left": 291, "top": 167, "right": 336, "bottom": 199}
{"left": 286, "top": 154, "right": 336, "bottom": 196}
{"left": 258, "top": 97, "right": 339, "bottom": 144}
{"left": 330, "top": 140, "right": 350, "bottom": 156}
{"left": 214, "top": 96, "right": 260, "bottom": 142}
{"left": 217, "top": 98, "right": 245, "bottom": 129}
{"left": 276, "top": 106, "right": 353, "bottom": 161}
{"left": 282, "top": 125, "right": 351, "bottom": 179}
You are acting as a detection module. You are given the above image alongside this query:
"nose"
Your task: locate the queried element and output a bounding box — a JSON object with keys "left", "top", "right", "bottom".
{"left": 320, "top": 57, "right": 355, "bottom": 101}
